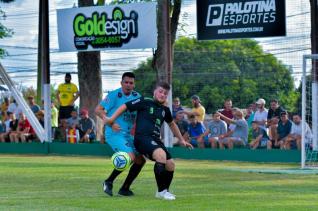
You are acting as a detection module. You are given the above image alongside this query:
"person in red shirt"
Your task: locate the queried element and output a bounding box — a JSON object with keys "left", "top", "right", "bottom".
{"left": 220, "top": 99, "right": 234, "bottom": 121}
{"left": 12, "top": 113, "right": 35, "bottom": 143}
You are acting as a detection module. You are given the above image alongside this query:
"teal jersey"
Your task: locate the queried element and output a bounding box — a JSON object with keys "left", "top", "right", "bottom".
{"left": 100, "top": 88, "right": 140, "bottom": 136}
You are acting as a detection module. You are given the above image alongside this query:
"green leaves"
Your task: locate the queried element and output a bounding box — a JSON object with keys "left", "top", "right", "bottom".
{"left": 134, "top": 37, "right": 298, "bottom": 113}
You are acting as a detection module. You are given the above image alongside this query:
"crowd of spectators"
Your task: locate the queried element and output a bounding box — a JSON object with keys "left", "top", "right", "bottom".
{"left": 0, "top": 73, "right": 96, "bottom": 144}
{"left": 173, "top": 96, "right": 313, "bottom": 150}
{"left": 0, "top": 73, "right": 312, "bottom": 149}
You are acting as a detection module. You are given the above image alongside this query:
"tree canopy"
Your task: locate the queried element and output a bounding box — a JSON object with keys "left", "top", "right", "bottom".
{"left": 133, "top": 37, "right": 299, "bottom": 113}
{"left": 0, "top": 0, "right": 14, "bottom": 58}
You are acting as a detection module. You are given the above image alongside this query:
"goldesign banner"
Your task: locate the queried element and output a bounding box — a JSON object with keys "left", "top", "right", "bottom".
{"left": 197, "top": 0, "right": 286, "bottom": 40}
{"left": 57, "top": 2, "right": 157, "bottom": 52}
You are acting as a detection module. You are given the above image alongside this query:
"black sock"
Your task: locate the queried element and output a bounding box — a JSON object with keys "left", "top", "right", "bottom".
{"left": 154, "top": 162, "right": 166, "bottom": 192}
{"left": 165, "top": 171, "right": 174, "bottom": 190}
{"left": 121, "top": 163, "right": 144, "bottom": 190}
{"left": 106, "top": 169, "right": 122, "bottom": 183}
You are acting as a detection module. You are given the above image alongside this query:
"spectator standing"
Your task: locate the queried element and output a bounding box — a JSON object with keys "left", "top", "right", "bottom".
{"left": 283, "top": 114, "right": 312, "bottom": 150}
{"left": 1, "top": 97, "right": 10, "bottom": 114}
{"left": 201, "top": 112, "right": 227, "bottom": 149}
{"left": 218, "top": 110, "right": 248, "bottom": 149}
{"left": 253, "top": 98, "right": 268, "bottom": 131}
{"left": 249, "top": 121, "right": 270, "bottom": 149}
{"left": 78, "top": 108, "right": 96, "bottom": 143}
{"left": 172, "top": 97, "right": 183, "bottom": 119}
{"left": 268, "top": 111, "right": 292, "bottom": 149}
{"left": 51, "top": 102, "right": 59, "bottom": 140}
{"left": 267, "top": 99, "right": 285, "bottom": 139}
{"left": 186, "top": 115, "right": 206, "bottom": 148}
{"left": 245, "top": 103, "right": 256, "bottom": 128}
{"left": 221, "top": 99, "right": 234, "bottom": 120}
{"left": 56, "top": 73, "right": 79, "bottom": 122}
{"left": 7, "top": 99, "right": 22, "bottom": 120}
{"left": 27, "top": 96, "right": 41, "bottom": 114}
{"left": 182, "top": 95, "right": 206, "bottom": 123}
{"left": 36, "top": 110, "right": 45, "bottom": 127}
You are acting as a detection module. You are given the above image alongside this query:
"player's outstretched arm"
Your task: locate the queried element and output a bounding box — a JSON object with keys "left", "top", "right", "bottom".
{"left": 107, "top": 104, "right": 128, "bottom": 125}
{"left": 169, "top": 121, "right": 193, "bottom": 149}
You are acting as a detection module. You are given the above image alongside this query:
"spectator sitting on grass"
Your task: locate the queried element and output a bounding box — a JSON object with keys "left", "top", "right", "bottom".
{"left": 200, "top": 111, "right": 227, "bottom": 149}
{"left": 249, "top": 121, "right": 270, "bottom": 150}
{"left": 217, "top": 109, "right": 248, "bottom": 150}
{"left": 185, "top": 114, "right": 206, "bottom": 148}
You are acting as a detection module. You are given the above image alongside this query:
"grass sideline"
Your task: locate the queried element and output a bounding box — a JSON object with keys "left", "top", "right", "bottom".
{"left": 0, "top": 155, "right": 317, "bottom": 210}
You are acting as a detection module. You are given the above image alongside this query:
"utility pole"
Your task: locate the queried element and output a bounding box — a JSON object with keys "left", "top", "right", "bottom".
{"left": 41, "top": 0, "right": 51, "bottom": 142}
{"left": 37, "top": 0, "right": 42, "bottom": 105}
{"left": 310, "top": 0, "right": 318, "bottom": 150}
{"left": 162, "top": 0, "right": 173, "bottom": 147}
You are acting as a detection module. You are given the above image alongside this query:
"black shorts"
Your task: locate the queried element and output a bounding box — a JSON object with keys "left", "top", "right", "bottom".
{"left": 134, "top": 136, "right": 172, "bottom": 161}
{"left": 59, "top": 106, "right": 74, "bottom": 120}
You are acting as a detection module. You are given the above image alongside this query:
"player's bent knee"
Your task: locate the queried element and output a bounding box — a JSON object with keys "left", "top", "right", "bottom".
{"left": 166, "top": 159, "right": 175, "bottom": 171}
{"left": 152, "top": 148, "right": 167, "bottom": 163}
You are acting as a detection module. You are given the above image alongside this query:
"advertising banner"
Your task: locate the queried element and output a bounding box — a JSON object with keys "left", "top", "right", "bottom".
{"left": 197, "top": 0, "right": 286, "bottom": 40}
{"left": 57, "top": 2, "right": 157, "bottom": 52}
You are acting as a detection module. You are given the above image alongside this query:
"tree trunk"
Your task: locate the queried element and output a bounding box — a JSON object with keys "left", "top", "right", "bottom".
{"left": 153, "top": 0, "right": 181, "bottom": 82}
{"left": 77, "top": 0, "right": 103, "bottom": 120}
{"left": 77, "top": 51, "right": 102, "bottom": 118}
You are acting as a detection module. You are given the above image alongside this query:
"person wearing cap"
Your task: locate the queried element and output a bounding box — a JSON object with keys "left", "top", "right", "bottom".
{"left": 95, "top": 72, "right": 146, "bottom": 197}
{"left": 56, "top": 73, "right": 79, "bottom": 122}
{"left": 268, "top": 111, "right": 292, "bottom": 149}
{"left": 182, "top": 95, "right": 206, "bottom": 123}
{"left": 253, "top": 98, "right": 268, "bottom": 131}
{"left": 267, "top": 99, "right": 285, "bottom": 140}
{"left": 27, "top": 95, "right": 40, "bottom": 114}
{"left": 78, "top": 108, "right": 96, "bottom": 143}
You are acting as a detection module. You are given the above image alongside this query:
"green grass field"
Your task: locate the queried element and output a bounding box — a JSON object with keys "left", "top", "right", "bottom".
{"left": 0, "top": 155, "right": 318, "bottom": 210}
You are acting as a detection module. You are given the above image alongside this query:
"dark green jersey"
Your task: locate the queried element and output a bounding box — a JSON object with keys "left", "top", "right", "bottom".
{"left": 125, "top": 97, "right": 173, "bottom": 139}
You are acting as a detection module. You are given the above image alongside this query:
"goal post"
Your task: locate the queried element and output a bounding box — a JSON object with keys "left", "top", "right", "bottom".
{"left": 302, "top": 55, "right": 318, "bottom": 169}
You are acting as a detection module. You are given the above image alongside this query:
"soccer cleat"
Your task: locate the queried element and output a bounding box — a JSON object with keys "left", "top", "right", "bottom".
{"left": 118, "top": 188, "right": 134, "bottom": 196}
{"left": 155, "top": 189, "right": 176, "bottom": 200}
{"left": 102, "top": 180, "right": 113, "bottom": 196}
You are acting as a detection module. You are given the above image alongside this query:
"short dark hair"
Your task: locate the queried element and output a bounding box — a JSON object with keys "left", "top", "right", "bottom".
{"left": 122, "top": 72, "right": 135, "bottom": 80}
{"left": 270, "top": 99, "right": 279, "bottom": 103}
{"left": 189, "top": 114, "right": 196, "bottom": 119}
{"left": 155, "top": 81, "right": 170, "bottom": 91}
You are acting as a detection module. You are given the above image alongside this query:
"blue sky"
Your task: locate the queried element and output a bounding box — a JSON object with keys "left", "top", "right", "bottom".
{"left": 0, "top": 0, "right": 311, "bottom": 91}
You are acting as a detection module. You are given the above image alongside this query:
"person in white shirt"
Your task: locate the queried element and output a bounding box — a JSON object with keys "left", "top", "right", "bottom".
{"left": 253, "top": 98, "right": 268, "bottom": 131}
{"left": 284, "top": 114, "right": 312, "bottom": 150}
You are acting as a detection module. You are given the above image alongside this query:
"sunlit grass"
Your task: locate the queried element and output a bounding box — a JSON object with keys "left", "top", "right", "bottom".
{"left": 0, "top": 155, "right": 317, "bottom": 210}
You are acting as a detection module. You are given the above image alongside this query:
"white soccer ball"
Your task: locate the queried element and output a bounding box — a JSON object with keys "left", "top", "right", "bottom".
{"left": 111, "top": 151, "right": 131, "bottom": 171}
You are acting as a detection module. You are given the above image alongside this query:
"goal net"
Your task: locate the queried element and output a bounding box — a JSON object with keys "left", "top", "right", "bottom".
{"left": 302, "top": 55, "right": 318, "bottom": 169}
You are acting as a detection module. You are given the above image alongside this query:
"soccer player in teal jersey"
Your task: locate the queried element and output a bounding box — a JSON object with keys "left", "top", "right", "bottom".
{"left": 95, "top": 72, "right": 146, "bottom": 197}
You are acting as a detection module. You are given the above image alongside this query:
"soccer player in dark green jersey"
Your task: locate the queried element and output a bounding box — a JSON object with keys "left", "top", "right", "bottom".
{"left": 107, "top": 81, "right": 193, "bottom": 200}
